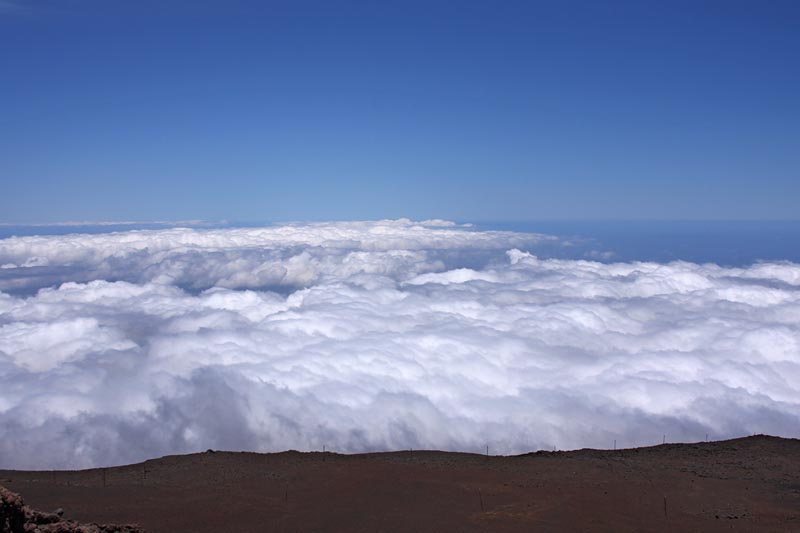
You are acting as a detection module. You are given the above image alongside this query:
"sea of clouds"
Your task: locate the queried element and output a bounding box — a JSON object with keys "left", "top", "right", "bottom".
{"left": 1, "top": 219, "right": 799, "bottom": 469}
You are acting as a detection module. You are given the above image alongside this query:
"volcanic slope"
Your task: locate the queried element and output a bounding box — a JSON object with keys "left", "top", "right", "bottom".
{"left": 1, "top": 435, "right": 799, "bottom": 532}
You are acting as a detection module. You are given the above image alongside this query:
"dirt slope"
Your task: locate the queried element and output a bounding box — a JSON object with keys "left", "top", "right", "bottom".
{"left": 2, "top": 435, "right": 799, "bottom": 532}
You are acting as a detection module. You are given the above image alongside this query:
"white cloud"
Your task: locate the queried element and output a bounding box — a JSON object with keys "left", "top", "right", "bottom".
{"left": 0, "top": 219, "right": 552, "bottom": 294}
{"left": 0, "top": 220, "right": 798, "bottom": 469}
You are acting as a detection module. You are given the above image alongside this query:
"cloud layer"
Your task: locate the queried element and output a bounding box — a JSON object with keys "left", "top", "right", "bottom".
{"left": 1, "top": 220, "right": 799, "bottom": 469}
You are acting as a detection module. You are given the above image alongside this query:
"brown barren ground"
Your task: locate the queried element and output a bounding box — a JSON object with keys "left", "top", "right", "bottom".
{"left": 2, "top": 435, "right": 799, "bottom": 532}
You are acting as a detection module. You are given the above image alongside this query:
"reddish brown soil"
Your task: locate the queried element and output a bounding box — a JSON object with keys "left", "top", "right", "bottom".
{"left": 2, "top": 435, "right": 799, "bottom": 532}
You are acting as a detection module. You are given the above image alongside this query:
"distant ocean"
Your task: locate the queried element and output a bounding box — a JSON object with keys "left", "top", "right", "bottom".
{"left": 477, "top": 220, "right": 800, "bottom": 266}
{"left": 1, "top": 220, "right": 798, "bottom": 266}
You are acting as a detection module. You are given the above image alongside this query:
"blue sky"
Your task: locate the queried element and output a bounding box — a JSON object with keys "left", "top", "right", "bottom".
{"left": 1, "top": 0, "right": 798, "bottom": 223}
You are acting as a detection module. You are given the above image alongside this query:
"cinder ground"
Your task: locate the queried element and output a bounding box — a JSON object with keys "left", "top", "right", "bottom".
{"left": 2, "top": 435, "right": 799, "bottom": 532}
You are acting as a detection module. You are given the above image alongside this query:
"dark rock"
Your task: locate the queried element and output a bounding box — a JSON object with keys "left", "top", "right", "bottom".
{"left": 1, "top": 485, "right": 144, "bottom": 533}
{"left": 1, "top": 485, "right": 26, "bottom": 533}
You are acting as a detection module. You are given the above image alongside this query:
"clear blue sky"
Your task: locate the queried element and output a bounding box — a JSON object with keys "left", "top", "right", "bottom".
{"left": 1, "top": 0, "right": 798, "bottom": 223}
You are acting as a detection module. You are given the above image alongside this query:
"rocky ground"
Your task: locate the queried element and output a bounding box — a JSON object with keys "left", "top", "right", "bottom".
{"left": 0, "top": 485, "right": 142, "bottom": 532}
{"left": 1, "top": 435, "right": 799, "bottom": 532}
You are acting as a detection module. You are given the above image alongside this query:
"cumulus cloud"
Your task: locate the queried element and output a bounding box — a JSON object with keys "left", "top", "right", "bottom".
{"left": 0, "top": 220, "right": 798, "bottom": 469}
{"left": 0, "top": 219, "right": 553, "bottom": 295}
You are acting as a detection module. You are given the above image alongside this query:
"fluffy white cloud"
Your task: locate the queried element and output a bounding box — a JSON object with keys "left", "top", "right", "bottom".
{"left": 0, "top": 219, "right": 553, "bottom": 294}
{"left": 0, "top": 220, "right": 798, "bottom": 469}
